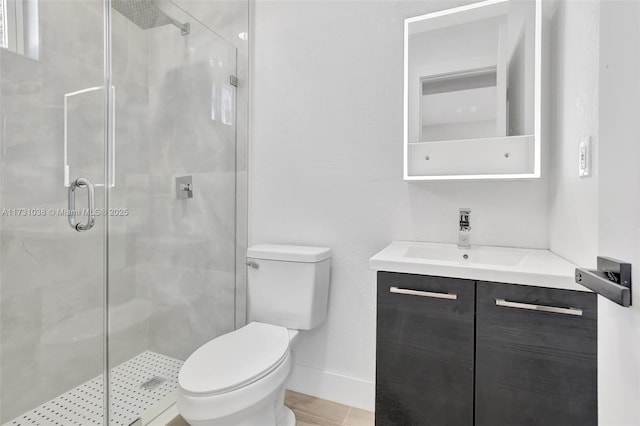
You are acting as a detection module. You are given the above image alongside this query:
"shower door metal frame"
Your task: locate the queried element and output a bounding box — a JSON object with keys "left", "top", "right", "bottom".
{"left": 102, "top": 0, "right": 113, "bottom": 424}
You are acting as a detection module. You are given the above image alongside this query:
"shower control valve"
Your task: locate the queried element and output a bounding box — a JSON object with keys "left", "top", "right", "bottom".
{"left": 175, "top": 176, "right": 193, "bottom": 199}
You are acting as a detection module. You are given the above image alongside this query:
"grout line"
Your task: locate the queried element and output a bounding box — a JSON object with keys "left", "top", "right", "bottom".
{"left": 293, "top": 408, "right": 342, "bottom": 426}
{"left": 343, "top": 406, "right": 352, "bottom": 425}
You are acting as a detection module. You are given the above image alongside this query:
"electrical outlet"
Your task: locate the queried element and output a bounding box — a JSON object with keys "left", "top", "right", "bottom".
{"left": 579, "top": 136, "right": 591, "bottom": 177}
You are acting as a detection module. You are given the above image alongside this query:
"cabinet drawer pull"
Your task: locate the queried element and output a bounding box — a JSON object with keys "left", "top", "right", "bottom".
{"left": 495, "top": 298, "right": 583, "bottom": 316}
{"left": 390, "top": 286, "right": 457, "bottom": 300}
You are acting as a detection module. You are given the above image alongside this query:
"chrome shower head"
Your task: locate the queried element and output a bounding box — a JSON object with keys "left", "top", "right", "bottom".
{"left": 112, "top": 0, "right": 190, "bottom": 35}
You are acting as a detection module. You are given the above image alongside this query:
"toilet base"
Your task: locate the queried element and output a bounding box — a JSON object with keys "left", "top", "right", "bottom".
{"left": 277, "top": 406, "right": 296, "bottom": 426}
{"left": 181, "top": 397, "right": 294, "bottom": 426}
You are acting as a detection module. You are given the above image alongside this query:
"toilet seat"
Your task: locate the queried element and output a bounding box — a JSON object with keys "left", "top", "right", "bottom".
{"left": 177, "top": 351, "right": 293, "bottom": 425}
{"left": 179, "top": 322, "right": 290, "bottom": 397}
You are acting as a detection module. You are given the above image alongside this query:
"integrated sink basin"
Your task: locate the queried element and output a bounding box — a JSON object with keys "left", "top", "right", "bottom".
{"left": 370, "top": 241, "right": 590, "bottom": 292}
{"left": 404, "top": 244, "right": 526, "bottom": 267}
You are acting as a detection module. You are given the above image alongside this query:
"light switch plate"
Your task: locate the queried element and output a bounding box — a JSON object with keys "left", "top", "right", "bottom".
{"left": 579, "top": 136, "right": 591, "bottom": 177}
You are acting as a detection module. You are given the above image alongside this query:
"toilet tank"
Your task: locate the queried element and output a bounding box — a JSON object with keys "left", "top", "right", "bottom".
{"left": 247, "top": 244, "right": 331, "bottom": 330}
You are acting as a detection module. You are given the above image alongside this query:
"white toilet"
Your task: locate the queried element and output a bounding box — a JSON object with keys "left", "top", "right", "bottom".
{"left": 177, "top": 244, "right": 331, "bottom": 426}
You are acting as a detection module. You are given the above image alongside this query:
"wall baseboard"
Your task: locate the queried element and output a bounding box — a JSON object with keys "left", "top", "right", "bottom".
{"left": 287, "top": 363, "right": 375, "bottom": 412}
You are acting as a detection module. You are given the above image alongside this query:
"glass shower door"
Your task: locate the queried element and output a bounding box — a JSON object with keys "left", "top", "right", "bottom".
{"left": 108, "top": 1, "right": 238, "bottom": 424}
{"left": 1, "top": 0, "right": 238, "bottom": 424}
{"left": 0, "top": 0, "right": 109, "bottom": 424}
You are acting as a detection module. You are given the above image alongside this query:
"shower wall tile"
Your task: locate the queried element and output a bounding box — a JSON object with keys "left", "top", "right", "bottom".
{"left": 112, "top": 10, "right": 149, "bottom": 88}
{"left": 0, "top": 329, "right": 46, "bottom": 418}
{"left": 40, "top": 274, "right": 103, "bottom": 330}
{"left": 0, "top": 229, "right": 105, "bottom": 421}
{"left": 109, "top": 315, "right": 150, "bottom": 367}
{"left": 0, "top": 230, "right": 53, "bottom": 299}
{"left": 153, "top": 0, "right": 250, "bottom": 329}
{"left": 38, "top": 0, "right": 104, "bottom": 69}
{"left": 143, "top": 172, "right": 236, "bottom": 271}
{"left": 143, "top": 15, "right": 239, "bottom": 360}
{"left": 0, "top": 287, "right": 42, "bottom": 343}
{"left": 147, "top": 265, "right": 235, "bottom": 360}
{"left": 37, "top": 325, "right": 103, "bottom": 401}
{"left": 108, "top": 263, "right": 138, "bottom": 305}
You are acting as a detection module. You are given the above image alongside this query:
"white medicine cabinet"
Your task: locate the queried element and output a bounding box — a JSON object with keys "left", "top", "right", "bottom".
{"left": 403, "top": 0, "right": 542, "bottom": 180}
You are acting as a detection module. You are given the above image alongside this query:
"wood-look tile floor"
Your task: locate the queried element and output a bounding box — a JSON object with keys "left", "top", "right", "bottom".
{"left": 285, "top": 390, "right": 374, "bottom": 426}
{"left": 164, "top": 390, "right": 374, "bottom": 426}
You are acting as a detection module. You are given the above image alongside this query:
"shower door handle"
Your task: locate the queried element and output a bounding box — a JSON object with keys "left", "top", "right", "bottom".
{"left": 68, "top": 177, "right": 96, "bottom": 232}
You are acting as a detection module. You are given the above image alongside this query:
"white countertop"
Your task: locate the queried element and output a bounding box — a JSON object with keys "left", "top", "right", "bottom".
{"left": 369, "top": 241, "right": 590, "bottom": 292}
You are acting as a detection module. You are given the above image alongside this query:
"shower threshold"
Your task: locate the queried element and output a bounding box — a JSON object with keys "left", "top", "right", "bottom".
{"left": 5, "top": 351, "right": 184, "bottom": 426}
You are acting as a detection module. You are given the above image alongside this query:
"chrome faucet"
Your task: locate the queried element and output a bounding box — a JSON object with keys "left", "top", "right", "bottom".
{"left": 458, "top": 208, "right": 471, "bottom": 248}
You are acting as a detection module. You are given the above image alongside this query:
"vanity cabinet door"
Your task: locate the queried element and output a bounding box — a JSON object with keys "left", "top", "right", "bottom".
{"left": 475, "top": 281, "right": 597, "bottom": 426}
{"left": 376, "top": 272, "right": 475, "bottom": 426}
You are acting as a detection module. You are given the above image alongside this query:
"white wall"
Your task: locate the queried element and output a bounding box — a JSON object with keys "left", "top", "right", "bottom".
{"left": 250, "top": 0, "right": 549, "bottom": 410}
{"left": 547, "top": 0, "right": 600, "bottom": 269}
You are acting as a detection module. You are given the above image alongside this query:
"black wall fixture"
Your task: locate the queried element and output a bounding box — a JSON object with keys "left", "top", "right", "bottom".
{"left": 575, "top": 257, "right": 632, "bottom": 307}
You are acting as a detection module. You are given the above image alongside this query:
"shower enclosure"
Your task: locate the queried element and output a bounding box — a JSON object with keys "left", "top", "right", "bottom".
{"left": 0, "top": 0, "right": 245, "bottom": 424}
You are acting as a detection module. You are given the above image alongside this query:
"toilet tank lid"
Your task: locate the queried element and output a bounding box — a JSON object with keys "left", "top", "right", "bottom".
{"left": 247, "top": 244, "right": 331, "bottom": 263}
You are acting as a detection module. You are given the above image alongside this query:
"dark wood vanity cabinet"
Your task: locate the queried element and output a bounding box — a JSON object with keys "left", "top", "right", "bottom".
{"left": 375, "top": 272, "right": 598, "bottom": 426}
{"left": 475, "top": 281, "right": 598, "bottom": 426}
{"left": 376, "top": 272, "right": 475, "bottom": 426}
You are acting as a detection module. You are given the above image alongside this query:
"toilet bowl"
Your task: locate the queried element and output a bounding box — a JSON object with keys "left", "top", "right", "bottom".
{"left": 178, "top": 322, "right": 299, "bottom": 426}
{"left": 177, "top": 244, "right": 331, "bottom": 426}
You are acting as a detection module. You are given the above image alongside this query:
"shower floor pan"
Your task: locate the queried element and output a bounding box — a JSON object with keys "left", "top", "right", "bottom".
{"left": 5, "top": 351, "right": 184, "bottom": 426}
